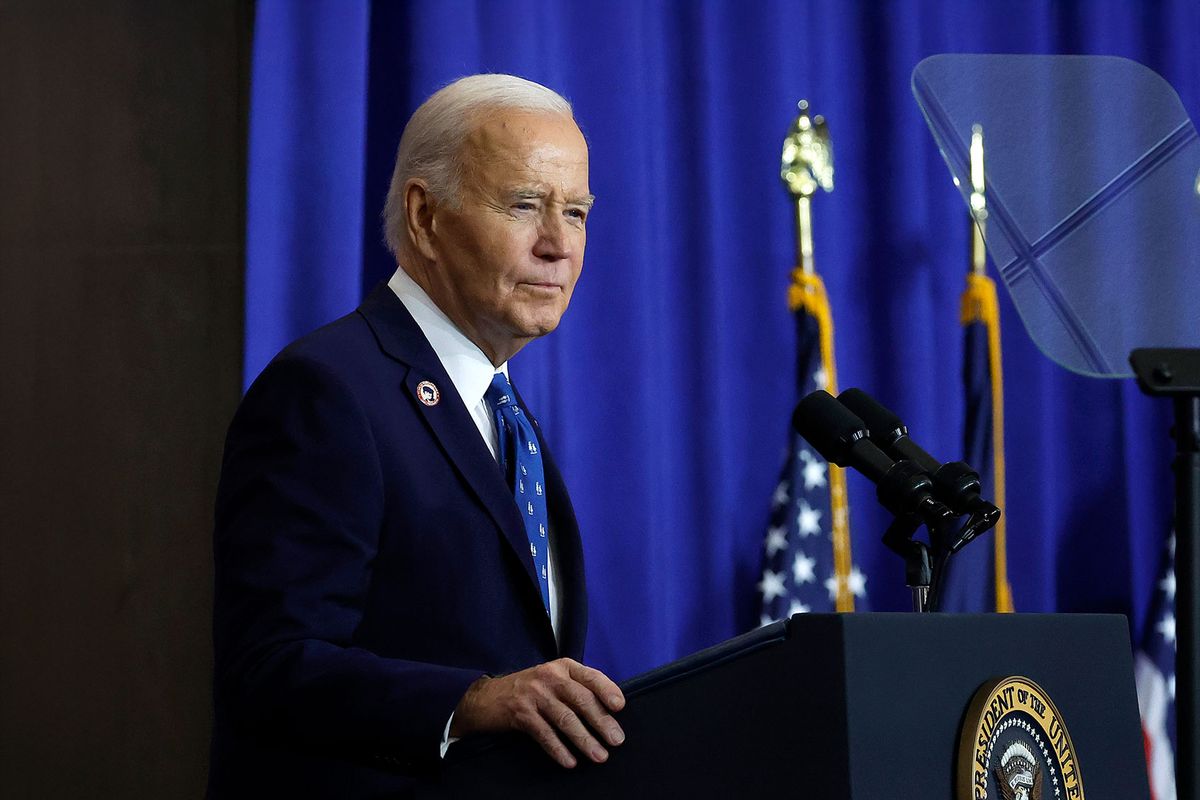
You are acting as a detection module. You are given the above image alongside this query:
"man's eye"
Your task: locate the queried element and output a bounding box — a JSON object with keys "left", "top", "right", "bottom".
{"left": 566, "top": 208, "right": 587, "bottom": 221}
{"left": 512, "top": 202, "right": 536, "bottom": 212}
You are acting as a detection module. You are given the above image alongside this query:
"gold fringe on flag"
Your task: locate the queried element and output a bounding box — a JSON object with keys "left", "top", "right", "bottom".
{"left": 960, "top": 273, "right": 1014, "bottom": 613}
{"left": 790, "top": 269, "right": 855, "bottom": 612}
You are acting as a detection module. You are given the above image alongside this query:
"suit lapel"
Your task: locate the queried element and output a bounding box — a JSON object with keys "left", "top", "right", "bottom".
{"left": 357, "top": 284, "right": 551, "bottom": 624}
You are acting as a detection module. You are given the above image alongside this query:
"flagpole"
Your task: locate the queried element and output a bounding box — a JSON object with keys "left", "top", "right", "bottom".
{"left": 780, "top": 100, "right": 854, "bottom": 612}
{"left": 964, "top": 124, "right": 1014, "bottom": 613}
{"left": 969, "top": 125, "right": 987, "bottom": 278}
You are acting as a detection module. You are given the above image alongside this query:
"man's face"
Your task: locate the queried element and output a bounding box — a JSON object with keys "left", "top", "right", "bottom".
{"left": 425, "top": 109, "right": 592, "bottom": 364}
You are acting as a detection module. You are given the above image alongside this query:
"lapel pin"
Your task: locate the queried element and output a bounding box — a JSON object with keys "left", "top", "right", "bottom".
{"left": 416, "top": 380, "right": 440, "bottom": 407}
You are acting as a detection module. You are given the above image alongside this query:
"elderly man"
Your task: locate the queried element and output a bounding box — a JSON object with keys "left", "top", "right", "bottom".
{"left": 210, "top": 74, "right": 623, "bottom": 797}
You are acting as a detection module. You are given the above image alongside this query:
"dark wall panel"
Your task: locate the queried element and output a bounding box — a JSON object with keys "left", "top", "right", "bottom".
{"left": 0, "top": 2, "right": 249, "bottom": 795}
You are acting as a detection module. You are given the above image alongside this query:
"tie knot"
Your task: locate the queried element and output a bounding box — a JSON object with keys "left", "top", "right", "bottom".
{"left": 486, "top": 372, "right": 516, "bottom": 411}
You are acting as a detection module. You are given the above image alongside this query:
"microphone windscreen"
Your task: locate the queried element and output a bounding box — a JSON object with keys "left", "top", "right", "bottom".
{"left": 838, "top": 388, "right": 906, "bottom": 443}
{"left": 792, "top": 390, "right": 868, "bottom": 467}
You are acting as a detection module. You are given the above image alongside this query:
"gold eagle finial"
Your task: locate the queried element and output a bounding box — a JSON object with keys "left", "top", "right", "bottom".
{"left": 781, "top": 99, "right": 834, "bottom": 198}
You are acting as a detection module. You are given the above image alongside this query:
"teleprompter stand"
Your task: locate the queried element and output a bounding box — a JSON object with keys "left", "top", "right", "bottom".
{"left": 417, "top": 614, "right": 1149, "bottom": 799}
{"left": 1132, "top": 347, "right": 1200, "bottom": 800}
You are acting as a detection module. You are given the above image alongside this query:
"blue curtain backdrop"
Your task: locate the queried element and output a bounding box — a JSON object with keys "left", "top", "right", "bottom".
{"left": 244, "top": 0, "right": 1196, "bottom": 682}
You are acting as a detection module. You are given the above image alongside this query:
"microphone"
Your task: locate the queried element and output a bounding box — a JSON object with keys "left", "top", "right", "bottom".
{"left": 792, "top": 390, "right": 955, "bottom": 529}
{"left": 837, "top": 387, "right": 1000, "bottom": 547}
{"left": 792, "top": 390, "right": 891, "bottom": 480}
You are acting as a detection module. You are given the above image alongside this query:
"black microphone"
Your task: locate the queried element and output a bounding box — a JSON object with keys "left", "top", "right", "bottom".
{"left": 792, "top": 390, "right": 955, "bottom": 529}
{"left": 838, "top": 388, "right": 1000, "bottom": 546}
{"left": 792, "top": 390, "right": 891, "bottom": 480}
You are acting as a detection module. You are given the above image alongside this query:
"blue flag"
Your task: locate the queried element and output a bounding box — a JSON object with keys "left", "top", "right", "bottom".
{"left": 759, "top": 271, "right": 865, "bottom": 623}
{"left": 940, "top": 273, "right": 1014, "bottom": 612}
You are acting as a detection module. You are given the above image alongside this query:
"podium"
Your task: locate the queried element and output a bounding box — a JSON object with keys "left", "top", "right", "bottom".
{"left": 418, "top": 613, "right": 1150, "bottom": 798}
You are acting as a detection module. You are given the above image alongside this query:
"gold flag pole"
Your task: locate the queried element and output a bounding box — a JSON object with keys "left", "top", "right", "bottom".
{"left": 780, "top": 101, "right": 855, "bottom": 612}
{"left": 962, "top": 124, "right": 1014, "bottom": 612}
{"left": 969, "top": 125, "right": 988, "bottom": 276}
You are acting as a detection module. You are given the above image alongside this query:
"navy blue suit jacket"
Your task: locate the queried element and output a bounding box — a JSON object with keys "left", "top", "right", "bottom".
{"left": 209, "top": 283, "right": 588, "bottom": 797}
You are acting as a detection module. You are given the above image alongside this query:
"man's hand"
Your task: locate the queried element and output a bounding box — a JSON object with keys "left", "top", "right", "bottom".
{"left": 450, "top": 658, "right": 626, "bottom": 768}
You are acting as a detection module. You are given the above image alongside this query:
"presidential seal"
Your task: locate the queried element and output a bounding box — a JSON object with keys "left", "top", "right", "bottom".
{"left": 957, "top": 676, "right": 1084, "bottom": 800}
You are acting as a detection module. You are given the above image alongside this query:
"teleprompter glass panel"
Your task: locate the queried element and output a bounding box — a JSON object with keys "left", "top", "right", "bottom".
{"left": 913, "top": 54, "right": 1200, "bottom": 378}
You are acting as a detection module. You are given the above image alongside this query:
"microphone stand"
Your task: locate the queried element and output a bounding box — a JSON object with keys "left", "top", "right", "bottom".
{"left": 883, "top": 507, "right": 999, "bottom": 612}
{"left": 833, "top": 388, "right": 1002, "bottom": 608}
{"left": 872, "top": 461, "right": 960, "bottom": 613}
{"left": 882, "top": 514, "right": 932, "bottom": 612}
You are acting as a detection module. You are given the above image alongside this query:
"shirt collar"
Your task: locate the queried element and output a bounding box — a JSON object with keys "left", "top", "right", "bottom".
{"left": 387, "top": 266, "right": 508, "bottom": 408}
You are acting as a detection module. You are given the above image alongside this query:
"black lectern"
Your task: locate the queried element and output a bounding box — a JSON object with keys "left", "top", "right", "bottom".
{"left": 418, "top": 614, "right": 1150, "bottom": 799}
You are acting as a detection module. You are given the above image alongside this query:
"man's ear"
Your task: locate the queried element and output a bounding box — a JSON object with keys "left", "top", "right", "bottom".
{"left": 404, "top": 180, "right": 438, "bottom": 262}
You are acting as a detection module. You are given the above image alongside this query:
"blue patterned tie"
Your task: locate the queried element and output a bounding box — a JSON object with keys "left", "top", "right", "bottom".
{"left": 485, "top": 373, "right": 551, "bottom": 616}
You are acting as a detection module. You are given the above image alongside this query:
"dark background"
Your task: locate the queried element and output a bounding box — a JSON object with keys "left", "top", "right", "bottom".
{"left": 0, "top": 2, "right": 250, "bottom": 794}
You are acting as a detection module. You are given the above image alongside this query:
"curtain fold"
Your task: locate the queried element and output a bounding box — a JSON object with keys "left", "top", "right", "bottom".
{"left": 244, "top": 0, "right": 370, "bottom": 385}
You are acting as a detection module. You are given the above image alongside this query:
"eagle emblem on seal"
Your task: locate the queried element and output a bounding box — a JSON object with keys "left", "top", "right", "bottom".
{"left": 994, "top": 741, "right": 1043, "bottom": 800}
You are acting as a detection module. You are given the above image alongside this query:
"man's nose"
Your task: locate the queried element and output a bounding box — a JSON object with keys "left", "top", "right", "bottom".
{"left": 533, "top": 213, "right": 573, "bottom": 261}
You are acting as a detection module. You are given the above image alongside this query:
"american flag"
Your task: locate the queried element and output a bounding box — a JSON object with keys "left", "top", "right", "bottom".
{"left": 1136, "top": 531, "right": 1177, "bottom": 800}
{"left": 758, "top": 271, "right": 865, "bottom": 622}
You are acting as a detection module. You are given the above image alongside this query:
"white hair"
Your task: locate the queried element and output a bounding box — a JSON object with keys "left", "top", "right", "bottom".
{"left": 381, "top": 74, "right": 575, "bottom": 256}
